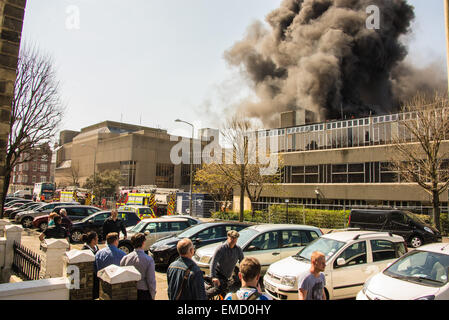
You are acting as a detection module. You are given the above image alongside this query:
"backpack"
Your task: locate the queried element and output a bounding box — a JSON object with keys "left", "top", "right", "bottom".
{"left": 230, "top": 290, "right": 262, "bottom": 300}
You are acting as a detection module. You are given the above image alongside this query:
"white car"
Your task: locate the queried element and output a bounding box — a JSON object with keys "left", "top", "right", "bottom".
{"left": 192, "top": 224, "right": 323, "bottom": 276}
{"left": 357, "top": 242, "right": 449, "bottom": 300}
{"left": 263, "top": 230, "right": 407, "bottom": 300}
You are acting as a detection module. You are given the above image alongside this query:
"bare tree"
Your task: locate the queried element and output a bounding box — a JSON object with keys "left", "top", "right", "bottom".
{"left": 1, "top": 45, "right": 64, "bottom": 216}
{"left": 390, "top": 92, "right": 449, "bottom": 231}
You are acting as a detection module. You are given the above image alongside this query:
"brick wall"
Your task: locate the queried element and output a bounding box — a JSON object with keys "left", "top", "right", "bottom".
{"left": 0, "top": 0, "right": 27, "bottom": 209}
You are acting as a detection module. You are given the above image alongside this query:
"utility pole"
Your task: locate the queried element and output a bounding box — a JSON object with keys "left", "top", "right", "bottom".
{"left": 445, "top": 0, "right": 449, "bottom": 93}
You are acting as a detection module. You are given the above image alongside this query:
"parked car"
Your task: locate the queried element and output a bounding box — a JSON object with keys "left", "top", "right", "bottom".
{"left": 3, "top": 199, "right": 32, "bottom": 212}
{"left": 32, "top": 205, "right": 102, "bottom": 231}
{"left": 68, "top": 210, "right": 141, "bottom": 243}
{"left": 193, "top": 224, "right": 323, "bottom": 277}
{"left": 8, "top": 203, "right": 44, "bottom": 220}
{"left": 348, "top": 209, "right": 441, "bottom": 248}
{"left": 149, "top": 222, "right": 251, "bottom": 266}
{"left": 118, "top": 217, "right": 193, "bottom": 254}
{"left": 5, "top": 202, "right": 40, "bottom": 218}
{"left": 15, "top": 202, "right": 80, "bottom": 228}
{"left": 118, "top": 205, "right": 157, "bottom": 220}
{"left": 263, "top": 230, "right": 407, "bottom": 300}
{"left": 357, "top": 242, "right": 449, "bottom": 300}
{"left": 159, "top": 214, "right": 202, "bottom": 226}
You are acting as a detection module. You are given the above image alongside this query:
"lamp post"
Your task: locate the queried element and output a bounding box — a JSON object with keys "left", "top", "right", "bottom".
{"left": 175, "top": 119, "right": 194, "bottom": 216}
{"left": 285, "top": 199, "right": 289, "bottom": 224}
{"left": 445, "top": 0, "right": 449, "bottom": 94}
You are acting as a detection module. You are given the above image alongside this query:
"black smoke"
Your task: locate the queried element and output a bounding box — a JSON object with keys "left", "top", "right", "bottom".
{"left": 224, "top": 0, "right": 446, "bottom": 127}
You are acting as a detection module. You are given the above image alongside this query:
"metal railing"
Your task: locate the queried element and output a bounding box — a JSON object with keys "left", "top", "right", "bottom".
{"left": 12, "top": 242, "right": 41, "bottom": 281}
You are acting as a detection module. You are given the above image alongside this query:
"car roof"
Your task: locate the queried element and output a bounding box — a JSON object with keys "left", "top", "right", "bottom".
{"left": 415, "top": 243, "right": 449, "bottom": 255}
{"left": 139, "top": 217, "right": 189, "bottom": 222}
{"left": 161, "top": 215, "right": 201, "bottom": 220}
{"left": 120, "top": 205, "right": 148, "bottom": 209}
{"left": 322, "top": 230, "right": 404, "bottom": 242}
{"left": 246, "top": 224, "right": 321, "bottom": 232}
{"left": 53, "top": 205, "right": 99, "bottom": 209}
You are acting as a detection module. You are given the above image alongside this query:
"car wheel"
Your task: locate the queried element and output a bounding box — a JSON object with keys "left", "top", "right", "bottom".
{"left": 39, "top": 222, "right": 48, "bottom": 232}
{"left": 71, "top": 230, "right": 83, "bottom": 243}
{"left": 21, "top": 217, "right": 33, "bottom": 228}
{"left": 119, "top": 242, "right": 133, "bottom": 254}
{"left": 410, "top": 235, "right": 423, "bottom": 248}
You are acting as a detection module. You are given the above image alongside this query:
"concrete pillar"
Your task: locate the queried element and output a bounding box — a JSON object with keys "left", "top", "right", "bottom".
{"left": 0, "top": 219, "right": 11, "bottom": 237}
{"left": 97, "top": 265, "right": 141, "bottom": 300}
{"left": 63, "top": 250, "right": 95, "bottom": 300}
{"left": 40, "top": 239, "right": 69, "bottom": 279}
{"left": 1, "top": 224, "right": 22, "bottom": 282}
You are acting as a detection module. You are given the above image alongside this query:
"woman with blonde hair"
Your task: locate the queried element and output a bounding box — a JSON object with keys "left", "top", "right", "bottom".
{"left": 47, "top": 212, "right": 59, "bottom": 228}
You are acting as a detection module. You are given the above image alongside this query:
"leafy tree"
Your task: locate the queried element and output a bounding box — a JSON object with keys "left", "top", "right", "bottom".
{"left": 83, "top": 169, "right": 123, "bottom": 200}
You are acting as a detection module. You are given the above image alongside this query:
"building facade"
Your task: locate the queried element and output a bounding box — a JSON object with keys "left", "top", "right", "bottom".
{"left": 55, "top": 121, "right": 208, "bottom": 190}
{"left": 9, "top": 143, "right": 52, "bottom": 193}
{"left": 234, "top": 110, "right": 449, "bottom": 214}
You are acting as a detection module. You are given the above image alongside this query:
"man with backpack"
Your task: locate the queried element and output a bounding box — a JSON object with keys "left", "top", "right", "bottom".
{"left": 167, "top": 238, "right": 206, "bottom": 300}
{"left": 224, "top": 257, "right": 271, "bottom": 300}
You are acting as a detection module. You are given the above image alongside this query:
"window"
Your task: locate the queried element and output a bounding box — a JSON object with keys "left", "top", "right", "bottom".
{"left": 32, "top": 164, "right": 37, "bottom": 171}
{"left": 196, "top": 226, "right": 224, "bottom": 240}
{"left": 40, "top": 164, "right": 47, "bottom": 172}
{"left": 281, "top": 230, "right": 310, "bottom": 248}
{"left": 66, "top": 207, "right": 88, "bottom": 218}
{"left": 247, "top": 231, "right": 279, "bottom": 251}
{"left": 22, "top": 175, "right": 28, "bottom": 183}
{"left": 156, "top": 163, "right": 175, "bottom": 188}
{"left": 170, "top": 221, "right": 189, "bottom": 231}
{"left": 370, "top": 240, "right": 401, "bottom": 262}
{"left": 144, "top": 222, "right": 169, "bottom": 233}
{"left": 32, "top": 176, "right": 36, "bottom": 183}
{"left": 41, "top": 155, "right": 48, "bottom": 161}
{"left": 23, "top": 163, "right": 29, "bottom": 171}
{"left": 93, "top": 213, "right": 110, "bottom": 222}
{"left": 334, "top": 241, "right": 367, "bottom": 268}
{"left": 40, "top": 176, "right": 46, "bottom": 183}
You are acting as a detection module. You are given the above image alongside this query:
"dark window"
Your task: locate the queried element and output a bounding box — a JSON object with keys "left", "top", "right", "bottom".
{"left": 305, "top": 166, "right": 318, "bottom": 174}
{"left": 66, "top": 207, "right": 88, "bottom": 218}
{"left": 332, "top": 164, "right": 347, "bottom": 173}
{"left": 371, "top": 240, "right": 400, "bottom": 262}
{"left": 197, "top": 226, "right": 224, "bottom": 240}
{"left": 348, "top": 163, "right": 364, "bottom": 172}
{"left": 348, "top": 173, "right": 364, "bottom": 183}
{"left": 334, "top": 241, "right": 367, "bottom": 268}
{"left": 93, "top": 213, "right": 110, "bottom": 222}
{"left": 170, "top": 221, "right": 190, "bottom": 231}
{"left": 281, "top": 230, "right": 308, "bottom": 248}
{"left": 248, "top": 231, "right": 279, "bottom": 251}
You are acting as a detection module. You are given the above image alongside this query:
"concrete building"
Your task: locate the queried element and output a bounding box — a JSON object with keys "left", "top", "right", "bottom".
{"left": 55, "top": 121, "right": 207, "bottom": 190}
{"left": 234, "top": 110, "right": 449, "bottom": 214}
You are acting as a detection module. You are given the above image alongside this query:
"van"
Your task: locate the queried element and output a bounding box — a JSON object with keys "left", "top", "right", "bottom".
{"left": 348, "top": 209, "right": 442, "bottom": 248}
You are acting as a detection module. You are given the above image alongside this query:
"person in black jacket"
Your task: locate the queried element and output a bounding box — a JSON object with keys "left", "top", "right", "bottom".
{"left": 102, "top": 209, "right": 127, "bottom": 241}
{"left": 39, "top": 216, "right": 70, "bottom": 243}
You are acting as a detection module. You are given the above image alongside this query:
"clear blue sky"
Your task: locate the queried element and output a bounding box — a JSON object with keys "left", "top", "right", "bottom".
{"left": 21, "top": 0, "right": 447, "bottom": 138}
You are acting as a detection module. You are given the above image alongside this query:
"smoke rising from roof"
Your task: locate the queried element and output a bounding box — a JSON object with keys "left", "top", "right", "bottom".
{"left": 224, "top": 0, "right": 446, "bottom": 127}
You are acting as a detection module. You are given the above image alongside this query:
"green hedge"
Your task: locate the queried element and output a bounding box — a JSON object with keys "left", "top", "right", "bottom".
{"left": 212, "top": 207, "right": 449, "bottom": 235}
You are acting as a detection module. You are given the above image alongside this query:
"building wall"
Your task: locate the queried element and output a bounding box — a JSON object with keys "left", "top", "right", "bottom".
{"left": 0, "top": 0, "right": 27, "bottom": 208}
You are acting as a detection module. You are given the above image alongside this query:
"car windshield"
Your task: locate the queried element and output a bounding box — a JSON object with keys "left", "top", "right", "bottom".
{"left": 80, "top": 212, "right": 100, "bottom": 223}
{"left": 384, "top": 250, "right": 449, "bottom": 287}
{"left": 138, "top": 208, "right": 152, "bottom": 214}
{"left": 237, "top": 228, "right": 259, "bottom": 247}
{"left": 129, "top": 221, "right": 146, "bottom": 233}
{"left": 294, "top": 237, "right": 346, "bottom": 262}
{"left": 177, "top": 224, "right": 210, "bottom": 238}
{"left": 403, "top": 210, "right": 427, "bottom": 225}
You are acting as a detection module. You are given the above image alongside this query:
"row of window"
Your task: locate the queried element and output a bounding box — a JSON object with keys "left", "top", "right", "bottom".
{"left": 281, "top": 161, "right": 449, "bottom": 184}
{"left": 14, "top": 163, "right": 48, "bottom": 172}
{"left": 12, "top": 175, "right": 47, "bottom": 184}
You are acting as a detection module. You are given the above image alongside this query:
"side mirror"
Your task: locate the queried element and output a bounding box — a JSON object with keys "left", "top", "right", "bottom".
{"left": 336, "top": 258, "right": 346, "bottom": 266}
{"left": 144, "top": 231, "right": 150, "bottom": 236}
{"left": 192, "top": 237, "right": 201, "bottom": 243}
{"left": 88, "top": 220, "right": 93, "bottom": 224}
{"left": 246, "top": 245, "right": 257, "bottom": 252}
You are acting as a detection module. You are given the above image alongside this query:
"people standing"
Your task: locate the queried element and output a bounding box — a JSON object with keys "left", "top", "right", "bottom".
{"left": 59, "top": 208, "right": 73, "bottom": 230}
{"left": 47, "top": 212, "right": 58, "bottom": 228}
{"left": 120, "top": 233, "right": 157, "bottom": 300}
{"left": 95, "top": 232, "right": 126, "bottom": 271}
{"left": 297, "top": 251, "right": 327, "bottom": 300}
{"left": 102, "top": 209, "right": 127, "bottom": 241}
{"left": 224, "top": 257, "right": 271, "bottom": 300}
{"left": 167, "top": 238, "right": 206, "bottom": 300}
{"left": 81, "top": 231, "right": 100, "bottom": 299}
{"left": 207, "top": 230, "right": 244, "bottom": 298}
{"left": 39, "top": 215, "right": 70, "bottom": 243}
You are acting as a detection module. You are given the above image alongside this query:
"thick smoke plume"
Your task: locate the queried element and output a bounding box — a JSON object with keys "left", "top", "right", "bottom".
{"left": 225, "top": 0, "right": 446, "bottom": 127}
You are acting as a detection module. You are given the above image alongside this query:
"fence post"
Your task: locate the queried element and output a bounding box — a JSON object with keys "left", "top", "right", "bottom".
{"left": 63, "top": 250, "right": 95, "bottom": 300}
{"left": 97, "top": 265, "right": 141, "bottom": 300}
{"left": 40, "top": 239, "right": 70, "bottom": 279}
{"left": 0, "top": 219, "right": 11, "bottom": 238}
{"left": 2, "top": 225, "right": 22, "bottom": 283}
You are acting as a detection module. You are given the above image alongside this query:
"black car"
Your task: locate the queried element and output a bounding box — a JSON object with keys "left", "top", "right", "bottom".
{"left": 5, "top": 202, "right": 41, "bottom": 218}
{"left": 69, "top": 210, "right": 141, "bottom": 243}
{"left": 348, "top": 209, "right": 442, "bottom": 248}
{"left": 149, "top": 221, "right": 251, "bottom": 266}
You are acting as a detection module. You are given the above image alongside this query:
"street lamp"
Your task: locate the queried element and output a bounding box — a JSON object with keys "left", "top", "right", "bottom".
{"left": 175, "top": 119, "right": 194, "bottom": 217}
{"left": 285, "top": 199, "right": 290, "bottom": 224}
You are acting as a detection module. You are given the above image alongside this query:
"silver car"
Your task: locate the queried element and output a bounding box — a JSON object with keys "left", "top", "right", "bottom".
{"left": 15, "top": 202, "right": 79, "bottom": 228}
{"left": 118, "top": 217, "right": 193, "bottom": 254}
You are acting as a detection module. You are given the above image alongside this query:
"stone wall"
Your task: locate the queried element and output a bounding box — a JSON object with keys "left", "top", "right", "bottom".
{"left": 0, "top": 0, "right": 27, "bottom": 211}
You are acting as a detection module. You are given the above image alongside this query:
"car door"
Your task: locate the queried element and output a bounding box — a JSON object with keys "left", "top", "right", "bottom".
{"left": 91, "top": 212, "right": 111, "bottom": 234}
{"left": 279, "top": 230, "right": 319, "bottom": 260}
{"left": 169, "top": 221, "right": 190, "bottom": 236}
{"left": 243, "top": 231, "right": 281, "bottom": 275}
{"left": 194, "top": 225, "right": 226, "bottom": 248}
{"left": 388, "top": 212, "right": 412, "bottom": 239}
{"left": 330, "top": 240, "right": 369, "bottom": 299}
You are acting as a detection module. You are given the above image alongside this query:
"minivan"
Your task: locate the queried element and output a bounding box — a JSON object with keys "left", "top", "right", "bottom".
{"left": 348, "top": 209, "right": 441, "bottom": 248}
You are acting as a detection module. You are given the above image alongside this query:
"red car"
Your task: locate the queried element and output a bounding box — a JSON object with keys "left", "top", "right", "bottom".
{"left": 33, "top": 214, "right": 72, "bottom": 232}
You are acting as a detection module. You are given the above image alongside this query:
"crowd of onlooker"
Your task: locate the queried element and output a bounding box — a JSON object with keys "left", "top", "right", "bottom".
{"left": 39, "top": 209, "right": 326, "bottom": 300}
